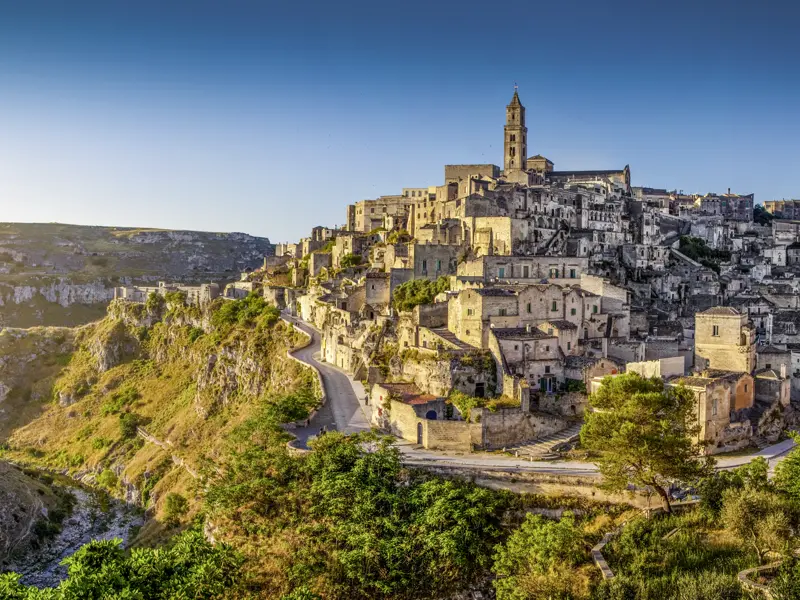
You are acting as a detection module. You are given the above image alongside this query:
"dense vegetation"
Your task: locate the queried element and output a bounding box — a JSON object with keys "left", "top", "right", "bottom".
{"left": 392, "top": 276, "right": 449, "bottom": 312}
{"left": 678, "top": 235, "right": 732, "bottom": 272}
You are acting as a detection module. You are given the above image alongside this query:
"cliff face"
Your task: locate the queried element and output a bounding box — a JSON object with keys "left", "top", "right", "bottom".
{"left": 0, "top": 297, "right": 316, "bottom": 545}
{"left": 0, "top": 223, "right": 273, "bottom": 327}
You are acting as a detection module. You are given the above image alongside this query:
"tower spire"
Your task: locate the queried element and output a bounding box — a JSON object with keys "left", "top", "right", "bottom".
{"left": 504, "top": 86, "right": 526, "bottom": 172}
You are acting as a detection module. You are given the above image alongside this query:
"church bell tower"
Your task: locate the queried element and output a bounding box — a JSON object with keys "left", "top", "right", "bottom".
{"left": 504, "top": 88, "right": 527, "bottom": 173}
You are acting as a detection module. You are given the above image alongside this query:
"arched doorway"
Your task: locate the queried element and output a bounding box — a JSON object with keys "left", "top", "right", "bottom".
{"left": 425, "top": 410, "right": 437, "bottom": 420}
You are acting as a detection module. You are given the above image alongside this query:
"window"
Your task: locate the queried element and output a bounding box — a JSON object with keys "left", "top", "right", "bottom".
{"left": 571, "top": 308, "right": 576, "bottom": 316}
{"left": 547, "top": 328, "right": 553, "bottom": 335}
{"left": 570, "top": 268, "right": 576, "bottom": 278}
{"left": 499, "top": 267, "right": 505, "bottom": 278}
{"left": 527, "top": 302, "right": 531, "bottom": 313}
{"left": 467, "top": 308, "right": 474, "bottom": 316}
{"left": 593, "top": 305, "right": 598, "bottom": 314}
{"left": 766, "top": 363, "right": 772, "bottom": 369}
{"left": 545, "top": 345, "right": 550, "bottom": 351}
{"left": 545, "top": 366, "right": 551, "bottom": 374}
{"left": 712, "top": 325, "right": 720, "bottom": 337}
{"left": 421, "top": 260, "right": 427, "bottom": 272}
{"left": 514, "top": 344, "right": 519, "bottom": 350}
{"left": 523, "top": 265, "right": 530, "bottom": 278}
{"left": 436, "top": 259, "right": 442, "bottom": 271}
{"left": 745, "top": 384, "right": 748, "bottom": 393}
{"left": 371, "top": 208, "right": 375, "bottom": 213}
{"left": 567, "top": 341, "right": 571, "bottom": 350}
{"left": 510, "top": 134, "right": 516, "bottom": 142}
{"left": 712, "top": 398, "right": 718, "bottom": 416}
{"left": 551, "top": 301, "right": 558, "bottom": 312}
{"left": 499, "top": 308, "right": 507, "bottom": 316}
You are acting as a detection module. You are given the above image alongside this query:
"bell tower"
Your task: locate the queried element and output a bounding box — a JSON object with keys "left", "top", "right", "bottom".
{"left": 504, "top": 87, "right": 527, "bottom": 173}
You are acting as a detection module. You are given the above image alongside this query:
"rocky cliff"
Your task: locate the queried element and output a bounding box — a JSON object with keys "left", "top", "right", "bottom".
{"left": 0, "top": 223, "right": 273, "bottom": 327}
{"left": 0, "top": 296, "right": 317, "bottom": 547}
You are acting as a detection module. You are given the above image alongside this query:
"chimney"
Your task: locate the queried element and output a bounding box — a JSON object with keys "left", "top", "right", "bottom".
{"left": 728, "top": 187, "right": 731, "bottom": 195}
{"left": 781, "top": 363, "right": 787, "bottom": 379}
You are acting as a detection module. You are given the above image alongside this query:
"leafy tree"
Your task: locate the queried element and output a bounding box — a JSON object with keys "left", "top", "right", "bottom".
{"left": 96, "top": 468, "right": 118, "bottom": 491}
{"left": 493, "top": 512, "right": 588, "bottom": 600}
{"left": 754, "top": 204, "right": 775, "bottom": 226}
{"left": 678, "top": 236, "right": 731, "bottom": 273}
{"left": 774, "top": 433, "right": 800, "bottom": 502}
{"left": 119, "top": 411, "right": 140, "bottom": 439}
{"left": 163, "top": 492, "right": 189, "bottom": 526}
{"left": 581, "top": 373, "right": 712, "bottom": 512}
{"left": 145, "top": 291, "right": 166, "bottom": 314}
{"left": 697, "top": 456, "right": 771, "bottom": 516}
{"left": 721, "top": 486, "right": 792, "bottom": 563}
{"left": 1, "top": 529, "right": 242, "bottom": 598}
{"left": 392, "top": 276, "right": 450, "bottom": 312}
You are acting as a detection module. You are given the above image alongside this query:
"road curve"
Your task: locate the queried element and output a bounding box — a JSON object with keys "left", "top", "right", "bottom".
{"left": 282, "top": 314, "right": 797, "bottom": 476}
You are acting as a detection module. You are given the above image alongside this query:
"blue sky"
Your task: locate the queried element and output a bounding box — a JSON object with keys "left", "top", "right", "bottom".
{"left": 1, "top": 0, "right": 798, "bottom": 242}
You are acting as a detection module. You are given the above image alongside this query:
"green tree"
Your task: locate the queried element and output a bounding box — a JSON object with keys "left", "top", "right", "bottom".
{"left": 697, "top": 456, "right": 771, "bottom": 516}
{"left": 145, "top": 291, "right": 166, "bottom": 314}
{"left": 340, "top": 253, "right": 362, "bottom": 268}
{"left": 493, "top": 512, "right": 587, "bottom": 600}
{"left": 392, "top": 276, "right": 450, "bottom": 312}
{"left": 774, "top": 433, "right": 800, "bottom": 502}
{"left": 580, "top": 373, "right": 712, "bottom": 513}
{"left": 119, "top": 411, "right": 140, "bottom": 439}
{"left": 163, "top": 492, "right": 189, "bottom": 526}
{"left": 721, "top": 486, "right": 792, "bottom": 563}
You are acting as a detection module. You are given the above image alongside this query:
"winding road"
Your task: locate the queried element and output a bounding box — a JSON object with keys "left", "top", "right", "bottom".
{"left": 283, "top": 313, "right": 796, "bottom": 476}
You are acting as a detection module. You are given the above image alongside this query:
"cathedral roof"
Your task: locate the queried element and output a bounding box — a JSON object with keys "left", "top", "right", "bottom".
{"left": 508, "top": 90, "right": 522, "bottom": 106}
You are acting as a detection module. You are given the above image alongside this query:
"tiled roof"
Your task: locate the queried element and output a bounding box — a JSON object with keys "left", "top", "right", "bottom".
{"left": 759, "top": 345, "right": 789, "bottom": 355}
{"left": 474, "top": 288, "right": 517, "bottom": 297}
{"left": 701, "top": 306, "right": 740, "bottom": 316}
{"left": 378, "top": 382, "right": 439, "bottom": 405}
{"left": 491, "top": 327, "right": 551, "bottom": 340}
{"left": 543, "top": 320, "right": 578, "bottom": 330}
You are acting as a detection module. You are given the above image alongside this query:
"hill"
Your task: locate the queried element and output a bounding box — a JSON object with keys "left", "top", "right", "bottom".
{"left": 0, "top": 223, "right": 273, "bottom": 327}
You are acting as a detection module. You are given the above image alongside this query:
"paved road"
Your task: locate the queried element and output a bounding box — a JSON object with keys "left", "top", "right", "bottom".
{"left": 284, "top": 315, "right": 371, "bottom": 448}
{"left": 282, "top": 314, "right": 798, "bottom": 475}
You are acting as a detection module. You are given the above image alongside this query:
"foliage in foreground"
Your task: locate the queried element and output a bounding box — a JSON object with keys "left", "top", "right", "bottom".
{"left": 0, "top": 528, "right": 243, "bottom": 599}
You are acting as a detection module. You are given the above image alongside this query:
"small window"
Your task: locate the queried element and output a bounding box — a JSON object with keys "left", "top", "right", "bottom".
{"left": 467, "top": 308, "right": 474, "bottom": 316}
{"left": 545, "top": 345, "right": 550, "bottom": 351}
{"left": 570, "top": 268, "right": 576, "bottom": 278}
{"left": 527, "top": 302, "right": 531, "bottom": 313}
{"left": 551, "top": 301, "right": 558, "bottom": 312}
{"left": 567, "top": 342, "right": 571, "bottom": 350}
{"left": 766, "top": 363, "right": 772, "bottom": 369}
{"left": 712, "top": 398, "right": 718, "bottom": 416}
{"left": 499, "top": 308, "right": 507, "bottom": 316}
{"left": 545, "top": 366, "right": 551, "bottom": 374}
{"left": 712, "top": 325, "right": 720, "bottom": 337}
{"left": 514, "top": 344, "right": 518, "bottom": 350}
{"left": 745, "top": 384, "right": 748, "bottom": 393}
{"left": 499, "top": 267, "right": 505, "bottom": 278}
{"left": 571, "top": 308, "right": 576, "bottom": 316}
{"left": 547, "top": 328, "right": 553, "bottom": 335}
{"left": 593, "top": 305, "right": 598, "bottom": 314}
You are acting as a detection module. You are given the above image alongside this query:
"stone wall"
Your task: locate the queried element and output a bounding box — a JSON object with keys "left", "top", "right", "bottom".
{"left": 477, "top": 407, "right": 567, "bottom": 449}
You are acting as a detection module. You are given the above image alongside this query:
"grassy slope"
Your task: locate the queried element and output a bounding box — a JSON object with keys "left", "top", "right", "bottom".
{"left": 1, "top": 300, "right": 314, "bottom": 545}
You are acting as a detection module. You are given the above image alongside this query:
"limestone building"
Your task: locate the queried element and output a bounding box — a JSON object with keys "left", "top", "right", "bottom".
{"left": 694, "top": 307, "right": 756, "bottom": 373}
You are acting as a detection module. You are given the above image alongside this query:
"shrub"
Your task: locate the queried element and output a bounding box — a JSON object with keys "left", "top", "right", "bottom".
{"left": 145, "top": 292, "right": 166, "bottom": 314}
{"left": 96, "top": 468, "right": 118, "bottom": 490}
{"left": 101, "top": 386, "right": 140, "bottom": 416}
{"left": 339, "top": 253, "right": 362, "bottom": 268}
{"left": 163, "top": 492, "right": 189, "bottom": 526}
{"left": 119, "top": 412, "right": 140, "bottom": 439}
{"left": 393, "top": 276, "right": 450, "bottom": 312}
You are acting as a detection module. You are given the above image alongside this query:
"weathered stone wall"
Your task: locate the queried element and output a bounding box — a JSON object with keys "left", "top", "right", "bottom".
{"left": 538, "top": 391, "right": 588, "bottom": 416}
{"left": 477, "top": 407, "right": 567, "bottom": 449}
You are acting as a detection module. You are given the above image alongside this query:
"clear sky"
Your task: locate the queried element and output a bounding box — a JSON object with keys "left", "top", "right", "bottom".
{"left": 1, "top": 0, "right": 798, "bottom": 242}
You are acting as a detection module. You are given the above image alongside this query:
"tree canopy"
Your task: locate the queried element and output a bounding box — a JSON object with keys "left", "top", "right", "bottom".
{"left": 580, "top": 372, "right": 712, "bottom": 512}
{"left": 392, "top": 277, "right": 449, "bottom": 313}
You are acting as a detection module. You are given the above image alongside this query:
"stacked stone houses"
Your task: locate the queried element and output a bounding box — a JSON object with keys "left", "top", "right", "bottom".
{"left": 239, "top": 91, "right": 800, "bottom": 453}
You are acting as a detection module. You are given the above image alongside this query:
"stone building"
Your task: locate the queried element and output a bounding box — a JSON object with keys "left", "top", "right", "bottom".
{"left": 694, "top": 307, "right": 756, "bottom": 373}
{"left": 669, "top": 370, "right": 754, "bottom": 455}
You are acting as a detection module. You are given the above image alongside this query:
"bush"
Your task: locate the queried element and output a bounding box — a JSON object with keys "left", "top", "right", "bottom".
{"left": 340, "top": 253, "right": 362, "bottom": 268}
{"left": 145, "top": 292, "right": 166, "bottom": 314}
{"left": 210, "top": 293, "right": 280, "bottom": 330}
{"left": 393, "top": 276, "right": 450, "bottom": 312}
{"left": 96, "top": 468, "right": 118, "bottom": 490}
{"left": 119, "top": 412, "right": 140, "bottom": 439}
{"left": 101, "top": 386, "right": 140, "bottom": 416}
{"left": 187, "top": 326, "right": 204, "bottom": 343}
{"left": 163, "top": 492, "right": 189, "bottom": 526}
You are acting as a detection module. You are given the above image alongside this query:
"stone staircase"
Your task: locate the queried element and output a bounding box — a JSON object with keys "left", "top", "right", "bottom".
{"left": 429, "top": 327, "right": 477, "bottom": 351}
{"left": 508, "top": 422, "right": 584, "bottom": 459}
